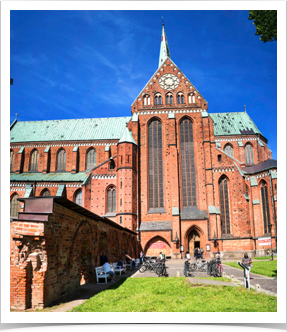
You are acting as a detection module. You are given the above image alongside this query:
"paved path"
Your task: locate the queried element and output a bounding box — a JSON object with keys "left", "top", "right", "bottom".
{"left": 222, "top": 264, "right": 277, "bottom": 294}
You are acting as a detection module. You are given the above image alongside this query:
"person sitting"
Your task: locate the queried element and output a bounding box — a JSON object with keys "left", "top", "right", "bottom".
{"left": 117, "top": 259, "right": 125, "bottom": 268}
{"left": 101, "top": 260, "right": 116, "bottom": 282}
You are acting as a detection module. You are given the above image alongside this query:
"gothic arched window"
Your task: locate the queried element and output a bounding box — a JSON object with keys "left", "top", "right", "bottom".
{"left": 224, "top": 144, "right": 234, "bottom": 157}
{"left": 181, "top": 95, "right": 184, "bottom": 103}
{"left": 219, "top": 177, "right": 231, "bottom": 235}
{"left": 166, "top": 95, "right": 169, "bottom": 104}
{"left": 10, "top": 150, "right": 15, "bottom": 172}
{"left": 10, "top": 194, "right": 19, "bottom": 217}
{"left": 261, "top": 181, "right": 270, "bottom": 234}
{"left": 177, "top": 95, "right": 181, "bottom": 104}
{"left": 57, "top": 149, "right": 66, "bottom": 171}
{"left": 144, "top": 95, "right": 150, "bottom": 106}
{"left": 41, "top": 189, "right": 51, "bottom": 196}
{"left": 75, "top": 189, "right": 82, "bottom": 206}
{"left": 245, "top": 143, "right": 254, "bottom": 165}
{"left": 110, "top": 160, "right": 115, "bottom": 170}
{"left": 148, "top": 119, "right": 164, "bottom": 209}
{"left": 166, "top": 93, "right": 173, "bottom": 105}
{"left": 180, "top": 118, "right": 197, "bottom": 207}
{"left": 30, "top": 149, "right": 39, "bottom": 171}
{"left": 107, "top": 187, "right": 116, "bottom": 213}
{"left": 158, "top": 96, "right": 162, "bottom": 105}
{"left": 86, "top": 148, "right": 97, "bottom": 170}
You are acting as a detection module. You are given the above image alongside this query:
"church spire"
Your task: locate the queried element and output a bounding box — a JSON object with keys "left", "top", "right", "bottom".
{"left": 158, "top": 18, "right": 170, "bottom": 68}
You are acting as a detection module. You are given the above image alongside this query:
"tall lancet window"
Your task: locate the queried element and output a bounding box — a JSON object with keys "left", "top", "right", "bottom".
{"left": 261, "top": 181, "right": 270, "bottom": 234}
{"left": 219, "top": 177, "right": 231, "bottom": 235}
{"left": 148, "top": 119, "right": 164, "bottom": 209}
{"left": 107, "top": 187, "right": 116, "bottom": 213}
{"left": 30, "top": 149, "right": 39, "bottom": 171}
{"left": 245, "top": 143, "right": 254, "bottom": 165}
{"left": 57, "top": 149, "right": 66, "bottom": 171}
{"left": 180, "top": 118, "right": 197, "bottom": 207}
{"left": 10, "top": 150, "right": 15, "bottom": 172}
{"left": 86, "top": 148, "right": 97, "bottom": 170}
{"left": 224, "top": 144, "right": 233, "bottom": 157}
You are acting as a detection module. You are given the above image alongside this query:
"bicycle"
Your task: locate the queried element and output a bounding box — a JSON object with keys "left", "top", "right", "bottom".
{"left": 183, "top": 259, "right": 195, "bottom": 277}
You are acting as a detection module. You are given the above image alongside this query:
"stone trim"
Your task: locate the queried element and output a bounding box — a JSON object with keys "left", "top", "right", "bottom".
{"left": 92, "top": 174, "right": 116, "bottom": 179}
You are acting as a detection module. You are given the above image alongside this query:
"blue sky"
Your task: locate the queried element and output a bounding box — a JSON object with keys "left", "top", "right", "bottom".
{"left": 10, "top": 10, "right": 277, "bottom": 159}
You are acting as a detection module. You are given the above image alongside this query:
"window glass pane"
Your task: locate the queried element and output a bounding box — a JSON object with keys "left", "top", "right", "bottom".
{"left": 112, "top": 190, "right": 116, "bottom": 212}
{"left": 75, "top": 190, "right": 82, "bottom": 206}
{"left": 10, "top": 195, "right": 19, "bottom": 216}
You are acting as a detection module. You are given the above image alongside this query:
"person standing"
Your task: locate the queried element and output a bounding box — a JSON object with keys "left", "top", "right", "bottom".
{"left": 100, "top": 251, "right": 108, "bottom": 266}
{"left": 140, "top": 251, "right": 145, "bottom": 264}
{"left": 200, "top": 248, "right": 204, "bottom": 259}
{"left": 242, "top": 253, "right": 252, "bottom": 285}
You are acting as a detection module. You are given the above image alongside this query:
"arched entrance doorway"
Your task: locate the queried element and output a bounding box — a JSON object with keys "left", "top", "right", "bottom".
{"left": 188, "top": 230, "right": 200, "bottom": 253}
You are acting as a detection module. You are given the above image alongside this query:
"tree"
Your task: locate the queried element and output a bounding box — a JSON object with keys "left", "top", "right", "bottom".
{"left": 248, "top": 10, "right": 277, "bottom": 43}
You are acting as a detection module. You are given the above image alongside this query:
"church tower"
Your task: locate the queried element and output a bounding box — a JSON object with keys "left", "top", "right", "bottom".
{"left": 117, "top": 128, "right": 138, "bottom": 232}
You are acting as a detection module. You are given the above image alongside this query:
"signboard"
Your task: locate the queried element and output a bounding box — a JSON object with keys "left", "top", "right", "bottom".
{"left": 206, "top": 244, "right": 211, "bottom": 251}
{"left": 149, "top": 242, "right": 166, "bottom": 249}
{"left": 258, "top": 237, "right": 271, "bottom": 246}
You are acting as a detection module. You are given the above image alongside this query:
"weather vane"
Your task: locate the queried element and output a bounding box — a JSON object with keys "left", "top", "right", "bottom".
{"left": 162, "top": 16, "right": 164, "bottom": 25}
{"left": 15, "top": 113, "right": 18, "bottom": 119}
{"left": 244, "top": 105, "right": 246, "bottom": 112}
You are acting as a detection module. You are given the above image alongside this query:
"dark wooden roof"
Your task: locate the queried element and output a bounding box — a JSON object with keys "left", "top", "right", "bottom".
{"left": 241, "top": 159, "right": 277, "bottom": 174}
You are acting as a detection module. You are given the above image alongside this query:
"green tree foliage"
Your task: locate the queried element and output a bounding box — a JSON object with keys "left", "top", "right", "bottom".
{"left": 248, "top": 10, "right": 277, "bottom": 43}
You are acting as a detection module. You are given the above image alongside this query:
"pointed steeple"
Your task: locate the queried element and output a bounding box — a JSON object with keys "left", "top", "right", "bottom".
{"left": 158, "top": 18, "right": 170, "bottom": 68}
{"left": 118, "top": 127, "right": 137, "bottom": 145}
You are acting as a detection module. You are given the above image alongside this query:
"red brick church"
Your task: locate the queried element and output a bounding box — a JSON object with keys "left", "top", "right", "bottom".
{"left": 10, "top": 22, "right": 277, "bottom": 260}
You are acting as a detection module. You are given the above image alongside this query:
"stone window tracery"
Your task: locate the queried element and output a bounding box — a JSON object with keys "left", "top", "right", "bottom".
{"left": 86, "top": 148, "right": 97, "bottom": 170}
{"left": 219, "top": 177, "right": 231, "bottom": 234}
{"left": 148, "top": 119, "right": 164, "bottom": 209}
{"left": 224, "top": 144, "right": 234, "bottom": 157}
{"left": 107, "top": 187, "right": 116, "bottom": 213}
{"left": 57, "top": 149, "right": 66, "bottom": 171}
{"left": 10, "top": 194, "right": 19, "bottom": 217}
{"left": 10, "top": 150, "right": 15, "bottom": 172}
{"left": 41, "top": 189, "right": 51, "bottom": 196}
{"left": 245, "top": 143, "right": 254, "bottom": 165}
{"left": 30, "top": 149, "right": 39, "bottom": 171}
{"left": 180, "top": 118, "right": 197, "bottom": 207}
{"left": 75, "top": 189, "right": 82, "bottom": 206}
{"left": 261, "top": 181, "right": 270, "bottom": 234}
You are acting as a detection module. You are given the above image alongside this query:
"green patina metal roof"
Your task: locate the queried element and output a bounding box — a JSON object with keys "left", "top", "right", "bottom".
{"left": 10, "top": 172, "right": 87, "bottom": 183}
{"left": 10, "top": 117, "right": 131, "bottom": 143}
{"left": 118, "top": 127, "right": 137, "bottom": 145}
{"left": 209, "top": 112, "right": 262, "bottom": 136}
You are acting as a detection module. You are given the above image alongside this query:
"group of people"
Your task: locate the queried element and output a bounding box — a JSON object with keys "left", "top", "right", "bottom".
{"left": 99, "top": 251, "right": 127, "bottom": 282}
{"left": 194, "top": 247, "right": 204, "bottom": 260}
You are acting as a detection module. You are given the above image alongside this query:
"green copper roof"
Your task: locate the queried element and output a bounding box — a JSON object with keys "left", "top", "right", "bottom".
{"left": 118, "top": 127, "right": 137, "bottom": 145}
{"left": 209, "top": 112, "right": 262, "bottom": 136}
{"left": 10, "top": 172, "right": 87, "bottom": 183}
{"left": 10, "top": 117, "right": 131, "bottom": 143}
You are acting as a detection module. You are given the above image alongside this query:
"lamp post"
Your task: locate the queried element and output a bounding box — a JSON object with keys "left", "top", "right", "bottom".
{"left": 268, "top": 222, "right": 273, "bottom": 261}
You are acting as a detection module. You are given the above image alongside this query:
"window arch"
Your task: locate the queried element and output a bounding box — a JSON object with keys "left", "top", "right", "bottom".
{"left": 30, "top": 149, "right": 39, "bottom": 171}
{"left": 245, "top": 143, "right": 254, "bottom": 165}
{"left": 219, "top": 177, "right": 231, "bottom": 235}
{"left": 75, "top": 189, "right": 82, "bottom": 206}
{"left": 41, "top": 189, "right": 51, "bottom": 196}
{"left": 224, "top": 144, "right": 234, "bottom": 157}
{"left": 10, "top": 194, "right": 19, "bottom": 217}
{"left": 144, "top": 94, "right": 150, "bottom": 106}
{"left": 57, "top": 148, "right": 66, "bottom": 171}
{"left": 148, "top": 119, "right": 164, "bottom": 209}
{"left": 86, "top": 148, "right": 97, "bottom": 170}
{"left": 188, "top": 93, "right": 195, "bottom": 104}
{"left": 180, "top": 118, "right": 197, "bottom": 207}
{"left": 166, "top": 93, "right": 173, "bottom": 105}
{"left": 260, "top": 181, "right": 270, "bottom": 234}
{"left": 10, "top": 150, "right": 15, "bottom": 172}
{"left": 154, "top": 94, "right": 162, "bottom": 105}
{"left": 177, "top": 93, "right": 184, "bottom": 104}
{"left": 107, "top": 186, "right": 116, "bottom": 213}
{"left": 110, "top": 160, "right": 115, "bottom": 170}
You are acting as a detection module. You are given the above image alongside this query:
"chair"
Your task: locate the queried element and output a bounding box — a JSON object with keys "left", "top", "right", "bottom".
{"left": 95, "top": 267, "right": 109, "bottom": 284}
{"left": 113, "top": 263, "right": 126, "bottom": 276}
{"left": 125, "top": 260, "right": 132, "bottom": 269}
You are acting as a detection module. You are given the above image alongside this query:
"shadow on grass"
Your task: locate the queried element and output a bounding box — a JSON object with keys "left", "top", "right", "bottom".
{"left": 272, "top": 270, "right": 277, "bottom": 278}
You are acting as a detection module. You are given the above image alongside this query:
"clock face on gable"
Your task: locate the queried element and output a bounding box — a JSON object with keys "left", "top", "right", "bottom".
{"left": 158, "top": 74, "right": 180, "bottom": 90}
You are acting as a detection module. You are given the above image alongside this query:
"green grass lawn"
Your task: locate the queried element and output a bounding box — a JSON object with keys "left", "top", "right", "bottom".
{"left": 224, "top": 260, "right": 277, "bottom": 278}
{"left": 71, "top": 277, "right": 277, "bottom": 312}
{"left": 253, "top": 257, "right": 277, "bottom": 260}
{"left": 194, "top": 277, "right": 231, "bottom": 282}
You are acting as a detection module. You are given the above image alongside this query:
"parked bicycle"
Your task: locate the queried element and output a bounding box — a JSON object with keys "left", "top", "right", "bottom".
{"left": 207, "top": 259, "right": 222, "bottom": 277}
{"left": 183, "top": 259, "right": 195, "bottom": 277}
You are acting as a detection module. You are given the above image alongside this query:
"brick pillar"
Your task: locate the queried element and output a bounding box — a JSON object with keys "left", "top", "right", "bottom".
{"left": 104, "top": 145, "right": 110, "bottom": 160}
{"left": 71, "top": 147, "right": 78, "bottom": 173}
{"left": 42, "top": 148, "right": 50, "bottom": 174}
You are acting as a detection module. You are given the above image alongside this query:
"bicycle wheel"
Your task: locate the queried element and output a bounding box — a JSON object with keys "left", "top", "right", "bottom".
{"left": 139, "top": 265, "right": 147, "bottom": 273}
{"left": 156, "top": 266, "right": 162, "bottom": 276}
{"left": 184, "top": 267, "right": 188, "bottom": 277}
{"left": 190, "top": 263, "right": 197, "bottom": 271}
